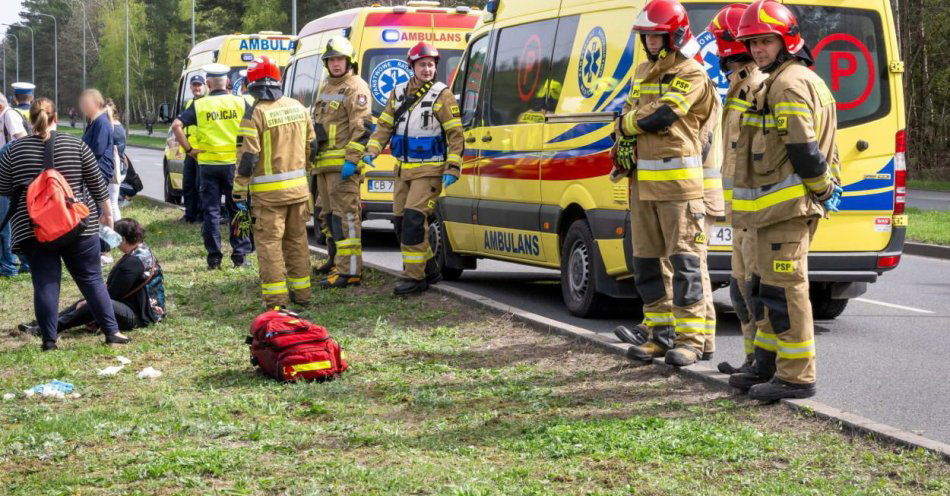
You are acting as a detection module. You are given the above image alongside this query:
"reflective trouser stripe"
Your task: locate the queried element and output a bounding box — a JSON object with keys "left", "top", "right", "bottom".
{"left": 744, "top": 337, "right": 755, "bottom": 354}
{"left": 644, "top": 312, "right": 674, "bottom": 327}
{"left": 706, "top": 319, "right": 717, "bottom": 334}
{"left": 676, "top": 318, "right": 713, "bottom": 334}
{"left": 402, "top": 248, "right": 432, "bottom": 264}
{"left": 250, "top": 176, "right": 308, "bottom": 193}
{"left": 336, "top": 238, "right": 362, "bottom": 256}
{"left": 288, "top": 276, "right": 311, "bottom": 290}
{"left": 777, "top": 339, "right": 815, "bottom": 359}
{"left": 754, "top": 330, "right": 778, "bottom": 352}
{"left": 262, "top": 281, "right": 288, "bottom": 295}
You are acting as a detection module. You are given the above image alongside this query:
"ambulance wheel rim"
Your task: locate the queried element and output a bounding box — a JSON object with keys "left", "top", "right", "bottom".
{"left": 567, "top": 239, "right": 590, "bottom": 300}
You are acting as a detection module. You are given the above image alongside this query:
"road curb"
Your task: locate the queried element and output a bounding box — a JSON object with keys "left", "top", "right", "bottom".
{"left": 127, "top": 144, "right": 165, "bottom": 152}
{"left": 904, "top": 241, "right": 950, "bottom": 260}
{"left": 306, "top": 243, "right": 950, "bottom": 461}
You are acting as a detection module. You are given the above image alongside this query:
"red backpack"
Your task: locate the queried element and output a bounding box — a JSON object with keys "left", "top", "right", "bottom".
{"left": 246, "top": 309, "right": 348, "bottom": 382}
{"left": 19, "top": 132, "right": 90, "bottom": 247}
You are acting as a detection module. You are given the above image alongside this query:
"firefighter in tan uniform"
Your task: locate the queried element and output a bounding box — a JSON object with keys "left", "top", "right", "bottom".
{"left": 611, "top": 0, "right": 718, "bottom": 367}
{"left": 708, "top": 4, "right": 769, "bottom": 375}
{"left": 699, "top": 81, "right": 724, "bottom": 360}
{"left": 234, "top": 56, "right": 316, "bottom": 307}
{"left": 365, "top": 42, "right": 465, "bottom": 295}
{"left": 311, "top": 36, "right": 373, "bottom": 288}
{"left": 728, "top": 0, "right": 843, "bottom": 400}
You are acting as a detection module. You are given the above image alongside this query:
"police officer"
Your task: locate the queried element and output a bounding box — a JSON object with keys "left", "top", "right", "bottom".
{"left": 611, "top": 0, "right": 718, "bottom": 367}
{"left": 171, "top": 64, "right": 252, "bottom": 270}
{"left": 708, "top": 3, "right": 768, "bottom": 376}
{"left": 728, "top": 0, "right": 842, "bottom": 400}
{"left": 180, "top": 74, "right": 207, "bottom": 224}
{"left": 311, "top": 36, "right": 372, "bottom": 288}
{"left": 234, "top": 56, "right": 316, "bottom": 307}
{"left": 10, "top": 82, "right": 35, "bottom": 133}
{"left": 365, "top": 42, "right": 464, "bottom": 295}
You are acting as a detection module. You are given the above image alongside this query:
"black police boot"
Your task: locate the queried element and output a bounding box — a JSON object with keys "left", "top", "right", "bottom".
{"left": 41, "top": 341, "right": 58, "bottom": 351}
{"left": 394, "top": 278, "right": 428, "bottom": 296}
{"left": 749, "top": 378, "right": 816, "bottom": 401}
{"left": 613, "top": 324, "right": 649, "bottom": 346}
{"left": 105, "top": 332, "right": 132, "bottom": 345}
{"left": 729, "top": 372, "right": 771, "bottom": 392}
{"left": 424, "top": 258, "right": 442, "bottom": 285}
{"left": 207, "top": 256, "right": 222, "bottom": 271}
{"left": 718, "top": 353, "right": 755, "bottom": 375}
{"left": 18, "top": 322, "right": 40, "bottom": 337}
{"left": 314, "top": 239, "right": 336, "bottom": 275}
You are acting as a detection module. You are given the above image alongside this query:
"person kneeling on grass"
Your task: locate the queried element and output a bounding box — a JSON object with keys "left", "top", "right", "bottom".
{"left": 19, "top": 218, "right": 166, "bottom": 336}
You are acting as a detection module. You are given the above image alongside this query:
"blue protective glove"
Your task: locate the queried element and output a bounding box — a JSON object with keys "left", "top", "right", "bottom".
{"left": 823, "top": 184, "right": 844, "bottom": 213}
{"left": 235, "top": 200, "right": 249, "bottom": 213}
{"left": 362, "top": 154, "right": 375, "bottom": 167}
{"left": 341, "top": 161, "right": 359, "bottom": 180}
{"left": 442, "top": 174, "right": 458, "bottom": 188}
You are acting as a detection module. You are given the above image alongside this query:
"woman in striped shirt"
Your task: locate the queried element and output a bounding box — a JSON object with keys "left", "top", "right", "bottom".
{"left": 0, "top": 98, "right": 131, "bottom": 350}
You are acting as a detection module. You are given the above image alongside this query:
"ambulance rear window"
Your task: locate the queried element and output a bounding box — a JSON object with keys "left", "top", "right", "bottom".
{"left": 684, "top": 4, "right": 890, "bottom": 128}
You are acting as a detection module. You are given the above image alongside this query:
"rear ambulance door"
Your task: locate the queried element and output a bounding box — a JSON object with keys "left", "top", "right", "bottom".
{"left": 287, "top": 52, "right": 324, "bottom": 112}
{"left": 786, "top": 2, "right": 900, "bottom": 252}
{"left": 474, "top": 17, "right": 559, "bottom": 263}
{"left": 443, "top": 32, "right": 493, "bottom": 253}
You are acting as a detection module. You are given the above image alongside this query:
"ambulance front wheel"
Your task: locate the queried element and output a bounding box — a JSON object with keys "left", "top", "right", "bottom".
{"left": 561, "top": 219, "right": 609, "bottom": 318}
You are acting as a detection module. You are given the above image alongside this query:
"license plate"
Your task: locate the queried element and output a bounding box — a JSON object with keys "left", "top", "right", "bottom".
{"left": 709, "top": 225, "right": 733, "bottom": 246}
{"left": 367, "top": 179, "right": 394, "bottom": 193}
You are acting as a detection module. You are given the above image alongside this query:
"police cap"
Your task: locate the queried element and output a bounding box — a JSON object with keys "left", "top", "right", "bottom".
{"left": 12, "top": 82, "right": 36, "bottom": 95}
{"left": 190, "top": 74, "right": 206, "bottom": 85}
{"left": 203, "top": 63, "right": 231, "bottom": 79}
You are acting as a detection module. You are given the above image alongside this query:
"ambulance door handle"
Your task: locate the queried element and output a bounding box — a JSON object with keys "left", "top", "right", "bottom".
{"left": 856, "top": 140, "right": 869, "bottom": 152}
{"left": 481, "top": 135, "right": 493, "bottom": 143}
{"left": 465, "top": 136, "right": 476, "bottom": 143}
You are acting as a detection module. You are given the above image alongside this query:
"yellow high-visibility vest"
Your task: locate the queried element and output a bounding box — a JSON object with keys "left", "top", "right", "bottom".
{"left": 193, "top": 94, "right": 246, "bottom": 165}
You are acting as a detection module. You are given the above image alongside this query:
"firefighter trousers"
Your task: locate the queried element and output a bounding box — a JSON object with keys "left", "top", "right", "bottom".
{"left": 253, "top": 201, "right": 313, "bottom": 307}
{"left": 315, "top": 172, "right": 362, "bottom": 276}
{"left": 751, "top": 215, "right": 818, "bottom": 385}
{"left": 393, "top": 175, "right": 441, "bottom": 280}
{"left": 700, "top": 216, "right": 716, "bottom": 355}
{"left": 730, "top": 227, "right": 758, "bottom": 356}
{"left": 629, "top": 186, "right": 708, "bottom": 354}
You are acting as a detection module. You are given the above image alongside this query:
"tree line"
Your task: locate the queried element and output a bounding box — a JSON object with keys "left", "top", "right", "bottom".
{"left": 1, "top": 0, "right": 946, "bottom": 177}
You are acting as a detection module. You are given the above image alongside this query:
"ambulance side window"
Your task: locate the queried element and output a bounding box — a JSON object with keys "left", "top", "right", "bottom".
{"left": 489, "top": 19, "right": 558, "bottom": 125}
{"left": 290, "top": 55, "right": 322, "bottom": 109}
{"left": 454, "top": 34, "right": 490, "bottom": 127}
{"left": 546, "top": 15, "right": 580, "bottom": 113}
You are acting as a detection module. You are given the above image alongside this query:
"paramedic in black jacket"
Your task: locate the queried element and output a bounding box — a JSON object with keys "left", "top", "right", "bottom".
{"left": 19, "top": 218, "right": 166, "bottom": 335}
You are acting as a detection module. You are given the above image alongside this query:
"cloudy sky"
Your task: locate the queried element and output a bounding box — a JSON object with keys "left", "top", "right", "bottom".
{"left": 1, "top": 1, "right": 25, "bottom": 30}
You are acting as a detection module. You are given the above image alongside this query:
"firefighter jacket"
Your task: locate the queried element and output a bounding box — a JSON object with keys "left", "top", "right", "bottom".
{"left": 701, "top": 87, "right": 724, "bottom": 218}
{"left": 367, "top": 76, "right": 465, "bottom": 181}
{"left": 732, "top": 59, "right": 841, "bottom": 229}
{"left": 721, "top": 62, "right": 767, "bottom": 221}
{"left": 616, "top": 51, "right": 717, "bottom": 202}
{"left": 234, "top": 96, "right": 316, "bottom": 206}
{"left": 311, "top": 72, "right": 372, "bottom": 174}
{"left": 192, "top": 93, "right": 247, "bottom": 165}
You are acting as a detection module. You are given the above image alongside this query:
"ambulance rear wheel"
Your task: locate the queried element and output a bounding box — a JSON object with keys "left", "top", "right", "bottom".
{"left": 430, "top": 213, "right": 463, "bottom": 281}
{"left": 809, "top": 282, "right": 849, "bottom": 320}
{"left": 561, "top": 220, "right": 608, "bottom": 317}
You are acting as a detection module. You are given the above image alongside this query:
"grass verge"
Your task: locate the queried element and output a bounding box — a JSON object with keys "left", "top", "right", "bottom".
{"left": 908, "top": 179, "right": 950, "bottom": 192}
{"left": 907, "top": 207, "right": 950, "bottom": 245}
{"left": 56, "top": 125, "right": 167, "bottom": 149}
{"left": 1, "top": 199, "right": 948, "bottom": 494}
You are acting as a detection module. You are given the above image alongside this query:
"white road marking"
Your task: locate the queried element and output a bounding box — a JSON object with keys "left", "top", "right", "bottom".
{"left": 854, "top": 297, "right": 935, "bottom": 314}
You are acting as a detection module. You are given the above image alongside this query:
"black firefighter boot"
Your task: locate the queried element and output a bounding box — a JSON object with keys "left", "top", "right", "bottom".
{"left": 394, "top": 278, "right": 428, "bottom": 296}
{"left": 729, "top": 347, "right": 776, "bottom": 391}
{"left": 314, "top": 237, "right": 336, "bottom": 276}
{"left": 718, "top": 353, "right": 755, "bottom": 375}
{"left": 749, "top": 378, "right": 816, "bottom": 401}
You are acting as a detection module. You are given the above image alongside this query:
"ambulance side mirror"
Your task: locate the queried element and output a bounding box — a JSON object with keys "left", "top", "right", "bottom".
{"left": 158, "top": 103, "right": 171, "bottom": 123}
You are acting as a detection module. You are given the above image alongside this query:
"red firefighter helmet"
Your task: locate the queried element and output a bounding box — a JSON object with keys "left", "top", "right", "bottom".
{"left": 247, "top": 55, "right": 282, "bottom": 87}
{"left": 632, "top": 0, "right": 693, "bottom": 51}
{"left": 737, "top": 0, "right": 804, "bottom": 54}
{"left": 407, "top": 42, "right": 440, "bottom": 66}
{"left": 708, "top": 4, "right": 749, "bottom": 58}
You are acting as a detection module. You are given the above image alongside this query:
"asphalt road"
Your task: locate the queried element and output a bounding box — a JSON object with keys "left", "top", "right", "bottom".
{"left": 129, "top": 146, "right": 950, "bottom": 444}
{"left": 907, "top": 189, "right": 950, "bottom": 211}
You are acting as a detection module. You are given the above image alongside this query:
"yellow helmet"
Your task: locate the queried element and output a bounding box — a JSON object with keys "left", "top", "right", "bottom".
{"left": 323, "top": 36, "right": 355, "bottom": 65}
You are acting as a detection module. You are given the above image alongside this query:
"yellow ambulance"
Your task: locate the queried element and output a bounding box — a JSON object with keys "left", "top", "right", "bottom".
{"left": 158, "top": 31, "right": 298, "bottom": 203}
{"left": 281, "top": 1, "right": 480, "bottom": 228}
{"left": 436, "top": 0, "right": 907, "bottom": 319}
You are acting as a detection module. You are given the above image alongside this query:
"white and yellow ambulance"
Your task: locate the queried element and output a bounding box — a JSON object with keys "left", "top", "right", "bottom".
{"left": 437, "top": 0, "right": 907, "bottom": 318}
{"left": 282, "top": 1, "right": 480, "bottom": 226}
{"left": 159, "top": 31, "right": 298, "bottom": 203}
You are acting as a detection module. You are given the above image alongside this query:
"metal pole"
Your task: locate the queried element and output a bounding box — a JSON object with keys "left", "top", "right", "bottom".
{"left": 125, "top": 0, "right": 130, "bottom": 124}
{"left": 74, "top": 1, "right": 87, "bottom": 90}
{"left": 1, "top": 43, "right": 5, "bottom": 94}
{"left": 191, "top": 0, "right": 195, "bottom": 48}
{"left": 292, "top": 0, "right": 297, "bottom": 34}
{"left": 36, "top": 13, "right": 57, "bottom": 104}
{"left": 1, "top": 24, "right": 31, "bottom": 82}
{"left": 3, "top": 33, "right": 18, "bottom": 82}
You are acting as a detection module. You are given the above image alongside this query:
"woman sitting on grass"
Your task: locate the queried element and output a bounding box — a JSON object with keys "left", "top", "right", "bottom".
{"left": 19, "top": 218, "right": 166, "bottom": 336}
